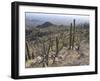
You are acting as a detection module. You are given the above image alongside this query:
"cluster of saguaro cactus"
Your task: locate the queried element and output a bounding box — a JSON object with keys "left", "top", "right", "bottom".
{"left": 42, "top": 36, "right": 63, "bottom": 65}
{"left": 25, "top": 19, "right": 79, "bottom": 66}
{"left": 69, "top": 19, "right": 76, "bottom": 50}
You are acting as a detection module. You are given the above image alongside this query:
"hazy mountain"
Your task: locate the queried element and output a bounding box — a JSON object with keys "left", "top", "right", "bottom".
{"left": 36, "top": 22, "right": 55, "bottom": 28}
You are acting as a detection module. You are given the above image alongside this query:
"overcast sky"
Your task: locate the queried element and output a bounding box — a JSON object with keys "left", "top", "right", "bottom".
{"left": 25, "top": 12, "right": 89, "bottom": 27}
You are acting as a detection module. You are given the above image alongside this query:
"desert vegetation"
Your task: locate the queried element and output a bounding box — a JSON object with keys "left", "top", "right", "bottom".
{"left": 25, "top": 15, "right": 89, "bottom": 68}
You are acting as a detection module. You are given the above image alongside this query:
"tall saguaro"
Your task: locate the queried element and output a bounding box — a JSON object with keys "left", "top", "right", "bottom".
{"left": 69, "top": 19, "right": 76, "bottom": 50}
{"left": 69, "top": 23, "right": 72, "bottom": 49}
{"left": 72, "top": 19, "right": 76, "bottom": 49}
{"left": 42, "top": 40, "right": 51, "bottom": 67}
{"left": 26, "top": 42, "right": 31, "bottom": 60}
{"left": 56, "top": 37, "right": 59, "bottom": 56}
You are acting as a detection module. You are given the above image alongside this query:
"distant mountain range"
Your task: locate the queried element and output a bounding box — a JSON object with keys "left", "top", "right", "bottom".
{"left": 26, "top": 21, "right": 89, "bottom": 30}
{"left": 26, "top": 21, "right": 57, "bottom": 29}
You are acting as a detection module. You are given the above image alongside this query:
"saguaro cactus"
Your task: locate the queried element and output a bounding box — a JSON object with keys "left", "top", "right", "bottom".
{"left": 42, "top": 39, "right": 51, "bottom": 67}
{"left": 69, "top": 23, "right": 72, "bottom": 49}
{"left": 42, "top": 41, "right": 47, "bottom": 67}
{"left": 26, "top": 42, "right": 31, "bottom": 60}
{"left": 46, "top": 41, "right": 51, "bottom": 66}
{"left": 69, "top": 19, "right": 76, "bottom": 50}
{"left": 55, "top": 36, "right": 59, "bottom": 56}
{"left": 72, "top": 19, "right": 76, "bottom": 49}
{"left": 53, "top": 36, "right": 60, "bottom": 64}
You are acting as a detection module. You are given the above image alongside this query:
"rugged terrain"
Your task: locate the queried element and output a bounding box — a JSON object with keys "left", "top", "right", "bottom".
{"left": 25, "top": 20, "right": 89, "bottom": 68}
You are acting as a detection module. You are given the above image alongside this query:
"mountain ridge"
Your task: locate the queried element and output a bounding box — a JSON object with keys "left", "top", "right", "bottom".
{"left": 36, "top": 21, "right": 55, "bottom": 28}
